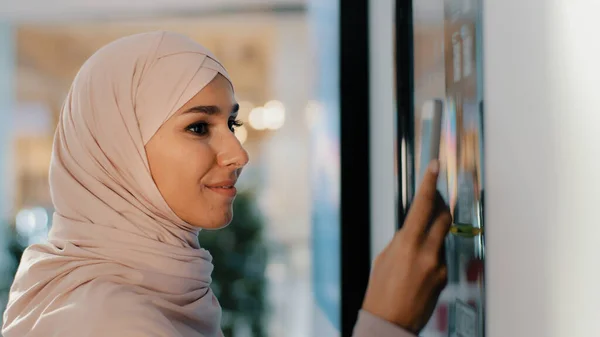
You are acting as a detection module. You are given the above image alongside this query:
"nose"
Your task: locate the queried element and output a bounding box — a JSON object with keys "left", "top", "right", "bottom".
{"left": 216, "top": 132, "right": 249, "bottom": 169}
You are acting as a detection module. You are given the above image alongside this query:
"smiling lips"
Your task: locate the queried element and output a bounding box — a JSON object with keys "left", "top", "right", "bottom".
{"left": 205, "top": 180, "right": 237, "bottom": 197}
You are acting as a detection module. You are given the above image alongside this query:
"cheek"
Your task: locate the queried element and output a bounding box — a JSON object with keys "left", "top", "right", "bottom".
{"left": 148, "top": 137, "right": 215, "bottom": 198}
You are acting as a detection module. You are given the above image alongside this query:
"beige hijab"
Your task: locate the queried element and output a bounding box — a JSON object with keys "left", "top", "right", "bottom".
{"left": 2, "top": 31, "right": 231, "bottom": 337}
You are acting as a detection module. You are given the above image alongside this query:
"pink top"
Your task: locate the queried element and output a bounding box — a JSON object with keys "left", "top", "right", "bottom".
{"left": 353, "top": 310, "right": 416, "bottom": 337}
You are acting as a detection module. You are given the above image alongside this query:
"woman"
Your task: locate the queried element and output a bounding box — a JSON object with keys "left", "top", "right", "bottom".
{"left": 2, "top": 31, "right": 449, "bottom": 337}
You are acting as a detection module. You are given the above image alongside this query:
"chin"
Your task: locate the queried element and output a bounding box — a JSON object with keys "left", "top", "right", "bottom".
{"left": 191, "top": 210, "right": 233, "bottom": 230}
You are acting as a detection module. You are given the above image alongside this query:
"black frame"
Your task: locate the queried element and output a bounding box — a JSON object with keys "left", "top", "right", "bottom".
{"left": 339, "top": 0, "right": 416, "bottom": 333}
{"left": 339, "top": 0, "right": 372, "bottom": 335}
{"left": 395, "top": 0, "right": 415, "bottom": 226}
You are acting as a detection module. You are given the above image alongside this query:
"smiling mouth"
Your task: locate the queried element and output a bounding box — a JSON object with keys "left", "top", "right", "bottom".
{"left": 206, "top": 184, "right": 237, "bottom": 197}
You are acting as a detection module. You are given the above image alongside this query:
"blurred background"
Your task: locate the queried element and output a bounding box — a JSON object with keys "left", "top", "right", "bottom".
{"left": 0, "top": 1, "right": 335, "bottom": 336}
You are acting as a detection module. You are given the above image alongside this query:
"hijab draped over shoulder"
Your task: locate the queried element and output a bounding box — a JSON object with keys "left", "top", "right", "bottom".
{"left": 2, "top": 31, "right": 232, "bottom": 337}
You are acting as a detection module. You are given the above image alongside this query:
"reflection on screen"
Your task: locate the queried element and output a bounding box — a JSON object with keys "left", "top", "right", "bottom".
{"left": 412, "top": 0, "right": 485, "bottom": 336}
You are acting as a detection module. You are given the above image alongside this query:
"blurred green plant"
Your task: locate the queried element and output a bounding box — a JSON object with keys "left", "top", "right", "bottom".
{"left": 0, "top": 222, "right": 22, "bottom": 331}
{"left": 198, "top": 191, "right": 269, "bottom": 337}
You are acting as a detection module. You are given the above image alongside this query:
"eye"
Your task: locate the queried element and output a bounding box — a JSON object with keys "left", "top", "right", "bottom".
{"left": 229, "top": 119, "right": 243, "bottom": 133}
{"left": 186, "top": 122, "right": 209, "bottom": 135}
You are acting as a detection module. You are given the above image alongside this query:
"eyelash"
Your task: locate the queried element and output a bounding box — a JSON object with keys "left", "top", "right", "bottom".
{"left": 186, "top": 119, "right": 243, "bottom": 136}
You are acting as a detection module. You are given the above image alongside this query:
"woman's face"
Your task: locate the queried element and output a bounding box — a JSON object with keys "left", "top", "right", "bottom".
{"left": 146, "top": 74, "right": 249, "bottom": 229}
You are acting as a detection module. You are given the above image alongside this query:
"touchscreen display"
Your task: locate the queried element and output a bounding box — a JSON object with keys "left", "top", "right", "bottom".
{"left": 412, "top": 0, "right": 485, "bottom": 336}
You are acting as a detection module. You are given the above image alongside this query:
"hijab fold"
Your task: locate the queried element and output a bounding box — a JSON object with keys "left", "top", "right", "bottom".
{"left": 2, "top": 31, "right": 231, "bottom": 337}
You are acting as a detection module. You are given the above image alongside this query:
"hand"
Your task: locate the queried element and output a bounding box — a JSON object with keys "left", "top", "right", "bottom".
{"left": 361, "top": 160, "right": 451, "bottom": 334}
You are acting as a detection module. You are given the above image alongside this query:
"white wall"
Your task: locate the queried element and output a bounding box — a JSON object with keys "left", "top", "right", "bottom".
{"left": 485, "top": 1, "right": 600, "bottom": 336}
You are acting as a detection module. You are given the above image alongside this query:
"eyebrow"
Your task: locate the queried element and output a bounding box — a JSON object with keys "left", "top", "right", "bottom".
{"left": 184, "top": 103, "right": 240, "bottom": 116}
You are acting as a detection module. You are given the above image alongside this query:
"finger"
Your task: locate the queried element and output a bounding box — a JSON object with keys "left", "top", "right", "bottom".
{"left": 424, "top": 206, "right": 452, "bottom": 253}
{"left": 438, "top": 265, "right": 448, "bottom": 287}
{"left": 402, "top": 160, "right": 440, "bottom": 237}
{"left": 438, "top": 226, "right": 447, "bottom": 266}
{"left": 432, "top": 266, "right": 448, "bottom": 302}
{"left": 421, "top": 269, "right": 448, "bottom": 326}
{"left": 427, "top": 192, "right": 449, "bottom": 230}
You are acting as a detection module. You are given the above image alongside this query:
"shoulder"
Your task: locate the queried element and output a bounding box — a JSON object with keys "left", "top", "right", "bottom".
{"left": 77, "top": 281, "right": 178, "bottom": 336}
{"left": 62, "top": 280, "right": 179, "bottom": 337}
{"left": 4, "top": 279, "right": 177, "bottom": 337}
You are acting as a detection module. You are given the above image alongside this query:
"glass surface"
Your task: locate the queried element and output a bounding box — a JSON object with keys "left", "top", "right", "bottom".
{"left": 412, "top": 1, "right": 485, "bottom": 336}
{"left": 307, "top": 0, "right": 341, "bottom": 335}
